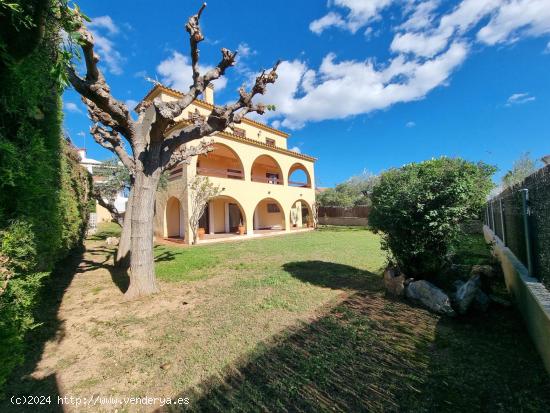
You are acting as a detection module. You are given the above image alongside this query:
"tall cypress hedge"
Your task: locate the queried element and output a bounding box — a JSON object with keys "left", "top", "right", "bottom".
{"left": 0, "top": 0, "right": 91, "bottom": 391}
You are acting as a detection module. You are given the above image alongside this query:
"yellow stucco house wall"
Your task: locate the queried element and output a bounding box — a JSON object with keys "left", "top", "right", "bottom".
{"left": 141, "top": 84, "right": 317, "bottom": 244}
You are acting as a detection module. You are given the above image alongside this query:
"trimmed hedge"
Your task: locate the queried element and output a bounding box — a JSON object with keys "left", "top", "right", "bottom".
{"left": 0, "top": 1, "right": 91, "bottom": 392}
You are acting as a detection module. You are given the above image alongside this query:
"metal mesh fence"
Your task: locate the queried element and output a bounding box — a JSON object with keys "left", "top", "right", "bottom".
{"left": 485, "top": 165, "right": 550, "bottom": 289}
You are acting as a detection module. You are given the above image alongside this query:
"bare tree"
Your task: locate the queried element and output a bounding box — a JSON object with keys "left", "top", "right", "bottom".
{"left": 188, "top": 176, "right": 222, "bottom": 245}
{"left": 312, "top": 202, "right": 319, "bottom": 229}
{"left": 66, "top": 3, "right": 281, "bottom": 298}
{"left": 92, "top": 158, "right": 130, "bottom": 226}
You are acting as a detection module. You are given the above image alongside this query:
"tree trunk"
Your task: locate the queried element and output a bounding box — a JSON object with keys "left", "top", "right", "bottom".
{"left": 124, "top": 173, "right": 160, "bottom": 299}
{"left": 115, "top": 187, "right": 133, "bottom": 268}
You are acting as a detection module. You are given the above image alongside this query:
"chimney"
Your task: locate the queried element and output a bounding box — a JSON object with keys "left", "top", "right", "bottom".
{"left": 204, "top": 83, "right": 214, "bottom": 105}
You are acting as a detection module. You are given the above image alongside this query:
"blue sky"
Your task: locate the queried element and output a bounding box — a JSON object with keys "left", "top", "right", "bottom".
{"left": 63, "top": 0, "right": 550, "bottom": 187}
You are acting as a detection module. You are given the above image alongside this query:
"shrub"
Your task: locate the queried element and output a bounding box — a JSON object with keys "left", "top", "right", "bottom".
{"left": 369, "top": 157, "right": 495, "bottom": 278}
{"left": 0, "top": 1, "right": 91, "bottom": 393}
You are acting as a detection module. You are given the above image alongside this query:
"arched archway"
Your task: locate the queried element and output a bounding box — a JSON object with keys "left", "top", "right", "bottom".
{"left": 251, "top": 155, "right": 283, "bottom": 185}
{"left": 201, "top": 195, "right": 247, "bottom": 236}
{"left": 288, "top": 163, "right": 311, "bottom": 188}
{"left": 197, "top": 142, "right": 244, "bottom": 180}
{"left": 290, "top": 199, "right": 313, "bottom": 229}
{"left": 165, "top": 197, "right": 182, "bottom": 238}
{"left": 253, "top": 198, "right": 286, "bottom": 231}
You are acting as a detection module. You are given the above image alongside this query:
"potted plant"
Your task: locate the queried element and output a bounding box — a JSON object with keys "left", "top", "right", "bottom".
{"left": 238, "top": 220, "right": 245, "bottom": 235}
{"left": 198, "top": 227, "right": 206, "bottom": 240}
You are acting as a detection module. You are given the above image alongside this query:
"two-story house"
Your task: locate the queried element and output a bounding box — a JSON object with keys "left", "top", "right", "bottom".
{"left": 138, "top": 84, "right": 316, "bottom": 244}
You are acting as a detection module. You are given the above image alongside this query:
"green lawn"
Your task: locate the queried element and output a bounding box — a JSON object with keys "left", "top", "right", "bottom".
{"left": 151, "top": 227, "right": 550, "bottom": 412}
{"left": 2, "top": 226, "right": 548, "bottom": 412}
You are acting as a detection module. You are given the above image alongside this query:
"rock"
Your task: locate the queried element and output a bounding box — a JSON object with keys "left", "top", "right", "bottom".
{"left": 455, "top": 275, "right": 481, "bottom": 314}
{"left": 383, "top": 267, "right": 406, "bottom": 297}
{"left": 405, "top": 280, "right": 456, "bottom": 316}
{"left": 470, "top": 265, "right": 496, "bottom": 278}
{"left": 106, "top": 237, "right": 120, "bottom": 246}
{"left": 472, "top": 290, "right": 490, "bottom": 312}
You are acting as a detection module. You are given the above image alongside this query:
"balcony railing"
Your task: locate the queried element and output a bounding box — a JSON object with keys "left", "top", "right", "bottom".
{"left": 197, "top": 166, "right": 244, "bottom": 180}
{"left": 251, "top": 175, "right": 283, "bottom": 185}
{"left": 288, "top": 181, "right": 311, "bottom": 188}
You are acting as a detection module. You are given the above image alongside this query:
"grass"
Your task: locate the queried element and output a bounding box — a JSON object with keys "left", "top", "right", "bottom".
{"left": 2, "top": 226, "right": 549, "bottom": 412}
{"left": 88, "top": 221, "right": 121, "bottom": 240}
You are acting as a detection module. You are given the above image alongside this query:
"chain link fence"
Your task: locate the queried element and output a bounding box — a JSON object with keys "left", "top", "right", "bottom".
{"left": 484, "top": 165, "right": 550, "bottom": 289}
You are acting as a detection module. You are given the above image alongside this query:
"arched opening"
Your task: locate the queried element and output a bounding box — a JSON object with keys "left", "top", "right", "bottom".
{"left": 199, "top": 195, "right": 247, "bottom": 239}
{"left": 253, "top": 198, "right": 285, "bottom": 232}
{"left": 251, "top": 155, "right": 283, "bottom": 185}
{"left": 197, "top": 143, "right": 244, "bottom": 180}
{"left": 165, "top": 197, "right": 182, "bottom": 238}
{"left": 290, "top": 199, "right": 313, "bottom": 229}
{"left": 288, "top": 163, "right": 311, "bottom": 188}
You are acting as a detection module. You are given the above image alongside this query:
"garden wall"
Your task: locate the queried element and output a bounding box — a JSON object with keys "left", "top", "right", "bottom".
{"left": 318, "top": 205, "right": 370, "bottom": 226}
{"left": 484, "top": 225, "right": 550, "bottom": 374}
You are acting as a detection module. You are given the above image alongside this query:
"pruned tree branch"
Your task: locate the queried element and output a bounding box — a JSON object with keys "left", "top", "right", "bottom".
{"left": 66, "top": 10, "right": 136, "bottom": 143}
{"left": 88, "top": 117, "right": 135, "bottom": 174}
{"left": 153, "top": 3, "right": 238, "bottom": 121}
{"left": 162, "top": 60, "right": 280, "bottom": 154}
{"left": 162, "top": 139, "right": 214, "bottom": 171}
{"left": 92, "top": 188, "right": 123, "bottom": 225}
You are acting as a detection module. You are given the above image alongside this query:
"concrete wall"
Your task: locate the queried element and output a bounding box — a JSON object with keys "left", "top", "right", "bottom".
{"left": 318, "top": 216, "right": 369, "bottom": 226}
{"left": 483, "top": 225, "right": 550, "bottom": 374}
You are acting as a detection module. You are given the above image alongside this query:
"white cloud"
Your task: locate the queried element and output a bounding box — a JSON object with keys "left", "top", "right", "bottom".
{"left": 157, "top": 52, "right": 227, "bottom": 92}
{"left": 88, "top": 16, "right": 119, "bottom": 35}
{"left": 236, "top": 42, "right": 256, "bottom": 57}
{"left": 400, "top": 0, "right": 440, "bottom": 31}
{"left": 506, "top": 92, "right": 536, "bottom": 106}
{"left": 310, "top": 12, "right": 347, "bottom": 34}
{"left": 64, "top": 102, "right": 82, "bottom": 113}
{"left": 291, "top": 0, "right": 550, "bottom": 129}
{"left": 77, "top": 131, "right": 86, "bottom": 137}
{"left": 477, "top": 0, "right": 550, "bottom": 45}
{"left": 290, "top": 146, "right": 302, "bottom": 153}
{"left": 309, "top": 0, "right": 396, "bottom": 34}
{"left": 406, "top": 121, "right": 416, "bottom": 128}
{"left": 89, "top": 15, "right": 124, "bottom": 75}
{"left": 257, "top": 42, "right": 468, "bottom": 129}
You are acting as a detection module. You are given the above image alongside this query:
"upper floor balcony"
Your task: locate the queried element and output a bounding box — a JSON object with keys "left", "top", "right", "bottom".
{"left": 189, "top": 142, "right": 313, "bottom": 189}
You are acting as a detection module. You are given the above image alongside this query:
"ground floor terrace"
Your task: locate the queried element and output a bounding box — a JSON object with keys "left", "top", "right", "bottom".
{"left": 3, "top": 225, "right": 549, "bottom": 412}
{"left": 158, "top": 193, "right": 315, "bottom": 245}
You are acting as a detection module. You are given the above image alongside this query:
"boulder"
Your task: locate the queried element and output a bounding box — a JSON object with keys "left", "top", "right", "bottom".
{"left": 383, "top": 267, "right": 406, "bottom": 297}
{"left": 470, "top": 264, "right": 496, "bottom": 278}
{"left": 405, "top": 280, "right": 456, "bottom": 316}
{"left": 455, "top": 275, "right": 481, "bottom": 314}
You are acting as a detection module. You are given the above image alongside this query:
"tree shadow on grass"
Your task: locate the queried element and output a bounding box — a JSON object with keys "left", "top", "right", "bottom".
{"left": 161, "top": 261, "right": 550, "bottom": 412}
{"left": 0, "top": 248, "right": 85, "bottom": 413}
{"left": 282, "top": 260, "right": 381, "bottom": 291}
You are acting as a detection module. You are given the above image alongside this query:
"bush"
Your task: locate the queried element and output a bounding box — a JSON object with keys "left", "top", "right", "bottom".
{"left": 369, "top": 157, "right": 495, "bottom": 278}
{"left": 0, "top": 1, "right": 91, "bottom": 393}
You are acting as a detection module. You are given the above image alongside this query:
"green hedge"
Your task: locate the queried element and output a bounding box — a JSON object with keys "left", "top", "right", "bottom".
{"left": 0, "top": 0, "right": 91, "bottom": 392}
